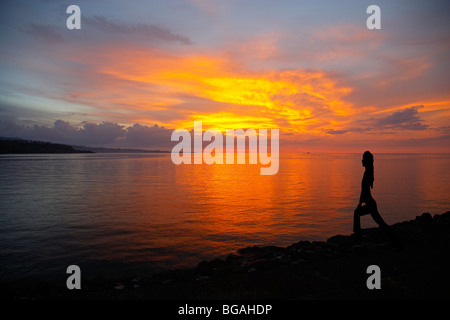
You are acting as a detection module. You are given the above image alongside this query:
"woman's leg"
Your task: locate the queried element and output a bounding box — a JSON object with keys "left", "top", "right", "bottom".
{"left": 367, "top": 199, "right": 403, "bottom": 248}
{"left": 366, "top": 199, "right": 388, "bottom": 228}
{"left": 353, "top": 205, "right": 370, "bottom": 234}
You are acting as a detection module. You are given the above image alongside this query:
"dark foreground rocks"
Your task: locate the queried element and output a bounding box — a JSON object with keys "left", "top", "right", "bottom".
{"left": 2, "top": 211, "right": 450, "bottom": 300}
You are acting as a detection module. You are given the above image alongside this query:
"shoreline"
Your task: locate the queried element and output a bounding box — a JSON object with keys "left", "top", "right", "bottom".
{"left": 2, "top": 211, "right": 449, "bottom": 300}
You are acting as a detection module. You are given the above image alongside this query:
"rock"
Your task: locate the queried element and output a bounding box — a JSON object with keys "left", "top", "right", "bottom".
{"left": 415, "top": 212, "right": 433, "bottom": 224}
{"left": 231, "top": 266, "right": 246, "bottom": 273}
{"left": 302, "top": 249, "right": 315, "bottom": 257}
{"left": 311, "top": 241, "right": 330, "bottom": 255}
{"left": 237, "top": 245, "right": 260, "bottom": 256}
{"left": 327, "top": 234, "right": 358, "bottom": 248}
{"left": 314, "top": 245, "right": 325, "bottom": 254}
{"left": 433, "top": 214, "right": 443, "bottom": 224}
{"left": 288, "top": 241, "right": 311, "bottom": 251}
{"left": 240, "top": 259, "right": 248, "bottom": 267}
{"left": 226, "top": 253, "right": 241, "bottom": 263}
{"left": 330, "top": 251, "right": 341, "bottom": 258}
{"left": 351, "top": 244, "right": 367, "bottom": 255}
{"left": 195, "top": 275, "right": 209, "bottom": 281}
{"left": 291, "top": 258, "right": 306, "bottom": 265}
{"left": 434, "top": 212, "right": 450, "bottom": 225}
{"left": 114, "top": 283, "right": 125, "bottom": 290}
{"left": 196, "top": 258, "right": 226, "bottom": 274}
{"left": 325, "top": 241, "right": 341, "bottom": 251}
{"left": 300, "top": 240, "right": 312, "bottom": 245}
{"left": 197, "top": 260, "right": 209, "bottom": 272}
{"left": 208, "top": 258, "right": 225, "bottom": 269}
{"left": 247, "top": 258, "right": 274, "bottom": 270}
{"left": 259, "top": 246, "right": 286, "bottom": 258}
{"left": 162, "top": 279, "right": 174, "bottom": 284}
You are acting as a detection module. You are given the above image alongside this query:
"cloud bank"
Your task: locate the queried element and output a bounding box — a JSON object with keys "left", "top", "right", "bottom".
{"left": 0, "top": 119, "right": 173, "bottom": 149}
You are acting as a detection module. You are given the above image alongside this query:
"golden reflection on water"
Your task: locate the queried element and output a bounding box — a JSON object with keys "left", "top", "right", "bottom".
{"left": 127, "top": 153, "right": 364, "bottom": 264}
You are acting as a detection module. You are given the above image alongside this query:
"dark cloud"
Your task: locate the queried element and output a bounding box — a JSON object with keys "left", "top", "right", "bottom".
{"left": 375, "top": 106, "right": 428, "bottom": 130}
{"left": 77, "top": 121, "right": 127, "bottom": 145}
{"left": 326, "top": 129, "right": 348, "bottom": 135}
{"left": 437, "top": 125, "right": 450, "bottom": 134}
{"left": 20, "top": 23, "right": 64, "bottom": 44}
{"left": 0, "top": 119, "right": 173, "bottom": 149}
{"left": 84, "top": 16, "right": 192, "bottom": 45}
{"left": 124, "top": 123, "right": 172, "bottom": 148}
{"left": 344, "top": 106, "right": 430, "bottom": 134}
{"left": 0, "top": 119, "right": 126, "bottom": 146}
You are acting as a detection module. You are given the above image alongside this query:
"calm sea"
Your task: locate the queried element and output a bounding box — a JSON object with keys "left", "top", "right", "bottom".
{"left": 0, "top": 153, "right": 449, "bottom": 282}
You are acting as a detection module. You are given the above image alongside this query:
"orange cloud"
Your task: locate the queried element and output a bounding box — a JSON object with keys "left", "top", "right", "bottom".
{"left": 59, "top": 43, "right": 450, "bottom": 153}
{"left": 87, "top": 46, "right": 354, "bottom": 133}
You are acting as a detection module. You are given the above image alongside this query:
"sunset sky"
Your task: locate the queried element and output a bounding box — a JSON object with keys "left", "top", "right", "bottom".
{"left": 0, "top": 0, "right": 449, "bottom": 152}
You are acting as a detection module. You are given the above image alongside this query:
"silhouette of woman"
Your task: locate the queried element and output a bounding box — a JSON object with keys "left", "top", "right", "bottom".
{"left": 353, "top": 151, "right": 403, "bottom": 249}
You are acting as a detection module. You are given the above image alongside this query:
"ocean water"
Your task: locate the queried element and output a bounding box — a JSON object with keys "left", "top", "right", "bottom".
{"left": 0, "top": 153, "right": 449, "bottom": 281}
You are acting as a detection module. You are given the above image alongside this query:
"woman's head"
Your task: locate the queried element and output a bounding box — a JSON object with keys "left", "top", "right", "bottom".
{"left": 362, "top": 151, "right": 374, "bottom": 168}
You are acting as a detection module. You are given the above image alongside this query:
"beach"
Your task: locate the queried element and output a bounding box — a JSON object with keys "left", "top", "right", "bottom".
{"left": 3, "top": 211, "right": 449, "bottom": 300}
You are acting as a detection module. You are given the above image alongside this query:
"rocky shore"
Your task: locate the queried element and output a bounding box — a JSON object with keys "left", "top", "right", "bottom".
{"left": 3, "top": 211, "right": 450, "bottom": 300}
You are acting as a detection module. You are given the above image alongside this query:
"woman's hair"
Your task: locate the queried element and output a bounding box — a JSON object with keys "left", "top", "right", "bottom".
{"left": 363, "top": 151, "right": 374, "bottom": 187}
{"left": 363, "top": 151, "right": 374, "bottom": 166}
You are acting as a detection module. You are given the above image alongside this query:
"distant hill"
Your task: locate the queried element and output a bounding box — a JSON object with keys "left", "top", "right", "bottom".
{"left": 71, "top": 145, "right": 170, "bottom": 153}
{"left": 0, "top": 138, "right": 93, "bottom": 154}
{"left": 0, "top": 137, "right": 171, "bottom": 154}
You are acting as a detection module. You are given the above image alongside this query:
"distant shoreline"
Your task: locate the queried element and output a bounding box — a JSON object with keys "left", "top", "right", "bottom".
{"left": 73, "top": 146, "right": 171, "bottom": 154}
{"left": 0, "top": 138, "right": 170, "bottom": 154}
{"left": 0, "top": 139, "right": 93, "bottom": 154}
